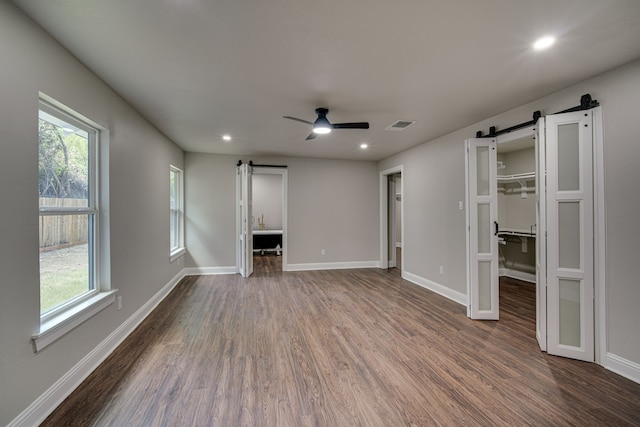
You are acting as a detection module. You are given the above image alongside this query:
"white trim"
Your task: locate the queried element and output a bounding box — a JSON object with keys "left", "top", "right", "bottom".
{"left": 605, "top": 353, "right": 640, "bottom": 385}
{"left": 11, "top": 270, "right": 186, "bottom": 427}
{"left": 32, "top": 291, "right": 117, "bottom": 352}
{"left": 498, "top": 268, "right": 536, "bottom": 283}
{"left": 395, "top": 242, "right": 403, "bottom": 248}
{"left": 403, "top": 271, "right": 467, "bottom": 306}
{"left": 169, "top": 247, "right": 186, "bottom": 263}
{"left": 287, "top": 261, "right": 379, "bottom": 272}
{"left": 183, "top": 266, "right": 238, "bottom": 275}
{"left": 465, "top": 141, "right": 471, "bottom": 317}
{"left": 593, "top": 107, "right": 606, "bottom": 366}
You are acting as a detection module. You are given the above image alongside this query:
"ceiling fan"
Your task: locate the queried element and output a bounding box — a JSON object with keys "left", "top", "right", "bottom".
{"left": 283, "top": 108, "right": 369, "bottom": 140}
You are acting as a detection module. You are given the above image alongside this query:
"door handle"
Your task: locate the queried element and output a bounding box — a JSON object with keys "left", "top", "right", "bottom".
{"left": 494, "top": 221, "right": 499, "bottom": 236}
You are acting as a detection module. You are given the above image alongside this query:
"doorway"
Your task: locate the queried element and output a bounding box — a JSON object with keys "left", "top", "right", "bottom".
{"left": 388, "top": 173, "right": 402, "bottom": 269}
{"left": 252, "top": 169, "right": 286, "bottom": 273}
{"left": 237, "top": 165, "right": 288, "bottom": 276}
{"left": 379, "top": 166, "right": 403, "bottom": 273}
{"left": 496, "top": 131, "right": 539, "bottom": 343}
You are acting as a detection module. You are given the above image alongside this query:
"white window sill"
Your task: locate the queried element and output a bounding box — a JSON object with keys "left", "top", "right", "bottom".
{"left": 170, "top": 247, "right": 186, "bottom": 263}
{"left": 32, "top": 290, "right": 117, "bottom": 353}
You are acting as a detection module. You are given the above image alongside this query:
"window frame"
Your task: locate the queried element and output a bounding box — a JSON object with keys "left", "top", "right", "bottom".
{"left": 169, "top": 165, "right": 185, "bottom": 261}
{"left": 33, "top": 96, "right": 115, "bottom": 352}
{"left": 38, "top": 101, "right": 100, "bottom": 321}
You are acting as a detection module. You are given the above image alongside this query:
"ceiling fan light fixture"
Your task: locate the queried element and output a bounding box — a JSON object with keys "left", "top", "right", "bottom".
{"left": 313, "top": 125, "right": 331, "bottom": 134}
{"left": 283, "top": 107, "right": 368, "bottom": 139}
{"left": 313, "top": 110, "right": 332, "bottom": 134}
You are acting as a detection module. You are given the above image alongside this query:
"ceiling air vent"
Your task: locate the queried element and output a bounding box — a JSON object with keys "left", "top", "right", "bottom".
{"left": 385, "top": 120, "right": 416, "bottom": 131}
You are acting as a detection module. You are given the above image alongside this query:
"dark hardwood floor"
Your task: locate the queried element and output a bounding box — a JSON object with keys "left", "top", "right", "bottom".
{"left": 253, "top": 252, "right": 282, "bottom": 274}
{"left": 42, "top": 254, "right": 640, "bottom": 426}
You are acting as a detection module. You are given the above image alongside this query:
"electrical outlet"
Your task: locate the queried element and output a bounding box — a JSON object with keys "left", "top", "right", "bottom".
{"left": 459, "top": 201, "right": 463, "bottom": 210}
{"left": 321, "top": 249, "right": 326, "bottom": 256}
{"left": 439, "top": 265, "right": 444, "bottom": 275}
{"left": 117, "top": 296, "right": 123, "bottom": 311}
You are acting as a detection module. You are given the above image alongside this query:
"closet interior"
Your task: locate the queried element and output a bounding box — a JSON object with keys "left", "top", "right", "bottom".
{"left": 497, "top": 136, "right": 536, "bottom": 283}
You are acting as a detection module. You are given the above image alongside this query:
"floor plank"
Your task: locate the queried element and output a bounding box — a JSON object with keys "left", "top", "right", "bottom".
{"left": 42, "top": 261, "right": 640, "bottom": 426}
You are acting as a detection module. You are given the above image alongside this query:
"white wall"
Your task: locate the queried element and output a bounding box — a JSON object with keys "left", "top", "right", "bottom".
{"left": 0, "top": 3, "right": 184, "bottom": 425}
{"left": 379, "top": 59, "right": 640, "bottom": 369}
{"left": 185, "top": 154, "right": 379, "bottom": 268}
{"left": 184, "top": 153, "right": 237, "bottom": 268}
{"left": 252, "top": 173, "right": 283, "bottom": 230}
{"left": 501, "top": 147, "right": 536, "bottom": 230}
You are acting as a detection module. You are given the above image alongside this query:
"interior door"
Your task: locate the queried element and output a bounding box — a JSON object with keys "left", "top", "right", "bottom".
{"left": 467, "top": 138, "right": 499, "bottom": 320}
{"left": 545, "top": 111, "right": 594, "bottom": 361}
{"left": 388, "top": 175, "right": 397, "bottom": 268}
{"left": 535, "top": 118, "right": 547, "bottom": 351}
{"left": 238, "top": 163, "right": 253, "bottom": 277}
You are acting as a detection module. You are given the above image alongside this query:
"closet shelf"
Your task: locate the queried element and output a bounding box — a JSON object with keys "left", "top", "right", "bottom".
{"left": 497, "top": 172, "right": 535, "bottom": 184}
{"left": 498, "top": 228, "right": 535, "bottom": 238}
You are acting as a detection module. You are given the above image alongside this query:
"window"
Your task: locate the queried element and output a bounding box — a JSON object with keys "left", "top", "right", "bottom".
{"left": 170, "top": 165, "right": 185, "bottom": 260}
{"left": 33, "top": 96, "right": 114, "bottom": 352}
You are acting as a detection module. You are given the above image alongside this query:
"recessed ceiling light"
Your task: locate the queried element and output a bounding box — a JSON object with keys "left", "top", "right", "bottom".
{"left": 360, "top": 143, "right": 368, "bottom": 149}
{"left": 533, "top": 36, "right": 555, "bottom": 51}
{"left": 222, "top": 135, "right": 231, "bottom": 141}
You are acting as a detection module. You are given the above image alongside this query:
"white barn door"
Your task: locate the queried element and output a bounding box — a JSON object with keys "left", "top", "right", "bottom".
{"left": 545, "top": 110, "right": 594, "bottom": 362}
{"left": 238, "top": 163, "right": 253, "bottom": 277}
{"left": 535, "top": 119, "right": 547, "bottom": 351}
{"left": 466, "top": 138, "right": 499, "bottom": 320}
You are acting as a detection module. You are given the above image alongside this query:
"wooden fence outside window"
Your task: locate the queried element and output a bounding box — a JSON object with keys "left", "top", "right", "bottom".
{"left": 39, "top": 198, "right": 89, "bottom": 251}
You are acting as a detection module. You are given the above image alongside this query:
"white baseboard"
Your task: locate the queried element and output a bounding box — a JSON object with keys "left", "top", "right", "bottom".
{"left": 499, "top": 268, "right": 536, "bottom": 283}
{"left": 402, "top": 271, "right": 467, "bottom": 306}
{"left": 287, "top": 260, "right": 379, "bottom": 272}
{"left": 605, "top": 352, "right": 640, "bottom": 385}
{"left": 183, "top": 266, "right": 237, "bottom": 275}
{"left": 8, "top": 270, "right": 187, "bottom": 427}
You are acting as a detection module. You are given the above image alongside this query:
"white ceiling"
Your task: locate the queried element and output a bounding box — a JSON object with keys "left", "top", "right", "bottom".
{"left": 13, "top": 0, "right": 640, "bottom": 161}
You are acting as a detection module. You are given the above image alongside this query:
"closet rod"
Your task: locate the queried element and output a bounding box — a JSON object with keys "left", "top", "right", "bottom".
{"left": 475, "top": 93, "right": 599, "bottom": 138}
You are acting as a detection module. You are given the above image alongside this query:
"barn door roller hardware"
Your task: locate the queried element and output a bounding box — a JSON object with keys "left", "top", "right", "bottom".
{"left": 475, "top": 94, "right": 599, "bottom": 138}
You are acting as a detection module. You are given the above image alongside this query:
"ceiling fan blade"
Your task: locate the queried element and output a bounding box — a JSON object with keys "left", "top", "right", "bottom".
{"left": 283, "top": 116, "right": 314, "bottom": 125}
{"left": 331, "top": 122, "right": 370, "bottom": 130}
{"left": 305, "top": 132, "right": 318, "bottom": 140}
